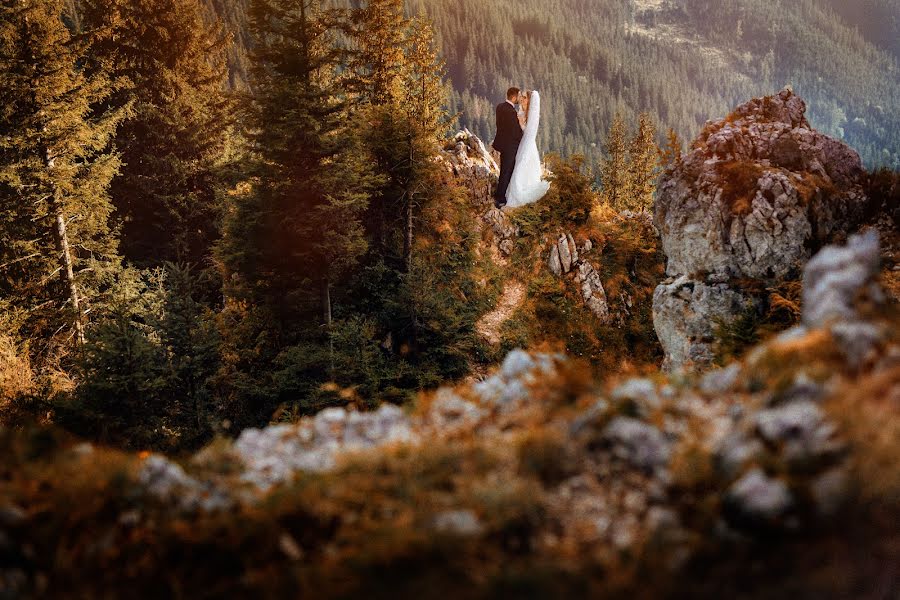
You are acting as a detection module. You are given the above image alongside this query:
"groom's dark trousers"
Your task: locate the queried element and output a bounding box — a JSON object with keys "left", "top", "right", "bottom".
{"left": 492, "top": 101, "right": 523, "bottom": 207}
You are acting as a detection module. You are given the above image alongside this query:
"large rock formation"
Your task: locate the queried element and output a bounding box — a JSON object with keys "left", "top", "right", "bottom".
{"left": 653, "top": 89, "right": 869, "bottom": 370}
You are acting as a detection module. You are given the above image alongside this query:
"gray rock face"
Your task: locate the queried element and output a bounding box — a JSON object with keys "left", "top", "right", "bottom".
{"left": 428, "top": 389, "right": 486, "bottom": 433}
{"left": 441, "top": 130, "right": 519, "bottom": 256}
{"left": 653, "top": 276, "right": 749, "bottom": 371}
{"left": 651, "top": 89, "right": 869, "bottom": 372}
{"left": 654, "top": 89, "right": 867, "bottom": 280}
{"left": 473, "top": 350, "right": 559, "bottom": 410}
{"left": 602, "top": 417, "right": 672, "bottom": 471}
{"left": 803, "top": 230, "right": 885, "bottom": 368}
{"left": 725, "top": 468, "right": 793, "bottom": 525}
{"left": 611, "top": 378, "right": 660, "bottom": 414}
{"left": 235, "top": 404, "right": 414, "bottom": 490}
{"left": 755, "top": 401, "right": 842, "bottom": 466}
{"left": 547, "top": 231, "right": 610, "bottom": 322}
{"left": 577, "top": 262, "right": 610, "bottom": 322}
{"left": 714, "top": 431, "right": 765, "bottom": 479}
{"left": 803, "top": 230, "right": 881, "bottom": 328}
{"left": 138, "top": 455, "right": 232, "bottom": 512}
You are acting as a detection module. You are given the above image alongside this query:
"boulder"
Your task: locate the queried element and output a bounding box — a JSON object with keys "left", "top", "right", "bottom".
{"left": 654, "top": 89, "right": 866, "bottom": 280}
{"left": 653, "top": 276, "right": 750, "bottom": 371}
{"left": 577, "top": 262, "right": 610, "bottom": 322}
{"left": 802, "top": 230, "right": 881, "bottom": 328}
{"left": 602, "top": 417, "right": 672, "bottom": 471}
{"left": 651, "top": 89, "right": 870, "bottom": 371}
{"left": 235, "top": 404, "right": 414, "bottom": 490}
{"left": 725, "top": 468, "right": 793, "bottom": 527}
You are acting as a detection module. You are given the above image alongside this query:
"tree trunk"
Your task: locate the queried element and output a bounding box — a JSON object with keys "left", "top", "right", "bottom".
{"left": 403, "top": 196, "right": 413, "bottom": 274}
{"left": 322, "top": 277, "right": 334, "bottom": 378}
{"left": 50, "top": 188, "right": 85, "bottom": 346}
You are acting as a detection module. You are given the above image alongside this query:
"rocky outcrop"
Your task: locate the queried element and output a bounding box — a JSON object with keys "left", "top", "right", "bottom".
{"left": 233, "top": 404, "right": 414, "bottom": 490}
{"left": 654, "top": 88, "right": 867, "bottom": 280}
{"left": 440, "top": 129, "right": 519, "bottom": 256}
{"left": 653, "top": 276, "right": 751, "bottom": 371}
{"left": 652, "top": 89, "right": 870, "bottom": 371}
{"left": 547, "top": 231, "right": 611, "bottom": 322}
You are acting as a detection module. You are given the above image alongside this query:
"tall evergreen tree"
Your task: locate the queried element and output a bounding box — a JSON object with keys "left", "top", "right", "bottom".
{"left": 626, "top": 112, "right": 659, "bottom": 212}
{"left": 80, "top": 0, "right": 232, "bottom": 266}
{"left": 660, "top": 127, "right": 683, "bottom": 167}
{"left": 216, "top": 0, "right": 374, "bottom": 423}
{"left": 345, "top": 0, "right": 406, "bottom": 106}
{"left": 0, "top": 0, "right": 128, "bottom": 351}
{"left": 599, "top": 114, "right": 629, "bottom": 210}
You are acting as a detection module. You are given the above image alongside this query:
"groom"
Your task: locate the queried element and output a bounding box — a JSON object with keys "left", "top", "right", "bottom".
{"left": 492, "top": 87, "right": 523, "bottom": 209}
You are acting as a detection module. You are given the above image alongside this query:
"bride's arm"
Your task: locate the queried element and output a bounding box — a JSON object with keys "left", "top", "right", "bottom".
{"left": 518, "top": 110, "right": 526, "bottom": 130}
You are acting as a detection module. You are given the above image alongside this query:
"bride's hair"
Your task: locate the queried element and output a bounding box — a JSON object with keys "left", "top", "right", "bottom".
{"left": 522, "top": 90, "right": 533, "bottom": 123}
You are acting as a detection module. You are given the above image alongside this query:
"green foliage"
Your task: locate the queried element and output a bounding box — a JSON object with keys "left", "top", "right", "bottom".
{"left": 599, "top": 112, "right": 661, "bottom": 212}
{"left": 509, "top": 154, "right": 596, "bottom": 240}
{"left": 81, "top": 0, "right": 233, "bottom": 266}
{"left": 713, "top": 303, "right": 763, "bottom": 366}
{"left": 0, "top": 0, "right": 129, "bottom": 356}
{"left": 65, "top": 265, "right": 221, "bottom": 450}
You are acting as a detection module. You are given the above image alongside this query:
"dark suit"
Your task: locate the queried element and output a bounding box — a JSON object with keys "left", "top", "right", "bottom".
{"left": 491, "top": 101, "right": 523, "bottom": 206}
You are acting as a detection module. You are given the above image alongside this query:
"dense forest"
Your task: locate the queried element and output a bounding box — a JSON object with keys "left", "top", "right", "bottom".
{"left": 3, "top": 0, "right": 510, "bottom": 450}
{"left": 205, "top": 0, "right": 900, "bottom": 170}
{"left": 3, "top": 0, "right": 898, "bottom": 453}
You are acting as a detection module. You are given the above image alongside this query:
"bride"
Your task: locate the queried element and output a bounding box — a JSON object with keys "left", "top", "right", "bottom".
{"left": 506, "top": 90, "right": 551, "bottom": 208}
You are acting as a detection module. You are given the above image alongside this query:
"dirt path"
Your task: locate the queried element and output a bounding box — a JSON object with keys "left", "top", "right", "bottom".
{"left": 476, "top": 280, "right": 526, "bottom": 346}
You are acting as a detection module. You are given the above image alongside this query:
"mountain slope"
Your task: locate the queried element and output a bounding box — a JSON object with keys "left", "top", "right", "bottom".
{"left": 207, "top": 0, "right": 899, "bottom": 170}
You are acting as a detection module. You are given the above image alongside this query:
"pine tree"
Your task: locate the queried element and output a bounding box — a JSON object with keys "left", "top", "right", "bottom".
{"left": 660, "top": 127, "right": 683, "bottom": 167}
{"left": 80, "top": 0, "right": 233, "bottom": 266}
{"left": 216, "top": 0, "right": 374, "bottom": 422}
{"left": 626, "top": 112, "right": 659, "bottom": 212}
{"left": 599, "top": 114, "right": 629, "bottom": 210}
{"left": 0, "top": 0, "right": 128, "bottom": 350}
{"left": 399, "top": 16, "right": 448, "bottom": 272}
{"left": 345, "top": 0, "right": 407, "bottom": 106}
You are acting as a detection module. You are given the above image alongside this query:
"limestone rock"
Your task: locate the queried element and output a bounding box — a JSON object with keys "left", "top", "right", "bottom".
{"left": 652, "top": 276, "right": 750, "bottom": 371}
{"left": 611, "top": 378, "right": 660, "bottom": 413}
{"left": 802, "top": 230, "right": 881, "bottom": 328}
{"left": 577, "top": 262, "right": 610, "bottom": 322}
{"left": 602, "top": 417, "right": 672, "bottom": 471}
{"left": 754, "top": 401, "right": 843, "bottom": 466}
{"left": 138, "top": 455, "right": 232, "bottom": 512}
{"left": 725, "top": 468, "right": 793, "bottom": 526}
{"left": 235, "top": 404, "right": 414, "bottom": 490}
{"left": 654, "top": 89, "right": 866, "bottom": 280}
{"left": 429, "top": 389, "right": 486, "bottom": 433}
{"left": 473, "top": 350, "right": 560, "bottom": 411}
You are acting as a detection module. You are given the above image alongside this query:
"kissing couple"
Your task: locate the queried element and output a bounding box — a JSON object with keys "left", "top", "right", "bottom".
{"left": 491, "top": 87, "right": 551, "bottom": 209}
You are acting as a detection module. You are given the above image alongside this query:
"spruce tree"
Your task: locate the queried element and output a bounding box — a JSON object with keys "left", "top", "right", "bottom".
{"left": 216, "top": 0, "right": 374, "bottom": 422}
{"left": 80, "top": 0, "right": 232, "bottom": 266}
{"left": 626, "top": 112, "right": 659, "bottom": 212}
{"left": 599, "top": 114, "right": 629, "bottom": 210}
{"left": 345, "top": 0, "right": 406, "bottom": 106}
{"left": 660, "top": 127, "right": 683, "bottom": 167}
{"left": 0, "top": 0, "right": 128, "bottom": 351}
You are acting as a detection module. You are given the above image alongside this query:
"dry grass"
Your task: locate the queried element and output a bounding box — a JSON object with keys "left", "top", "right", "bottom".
{"left": 826, "top": 365, "right": 900, "bottom": 503}
{"left": 0, "top": 334, "right": 33, "bottom": 403}
{"left": 717, "top": 161, "right": 765, "bottom": 215}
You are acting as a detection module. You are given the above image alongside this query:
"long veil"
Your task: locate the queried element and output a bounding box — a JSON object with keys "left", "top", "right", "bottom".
{"left": 506, "top": 91, "right": 550, "bottom": 207}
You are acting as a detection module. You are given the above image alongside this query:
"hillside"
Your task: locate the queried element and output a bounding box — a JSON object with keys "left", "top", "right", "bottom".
{"left": 207, "top": 0, "right": 900, "bottom": 170}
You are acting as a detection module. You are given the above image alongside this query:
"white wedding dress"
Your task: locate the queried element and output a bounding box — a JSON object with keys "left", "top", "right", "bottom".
{"left": 506, "top": 90, "right": 551, "bottom": 207}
